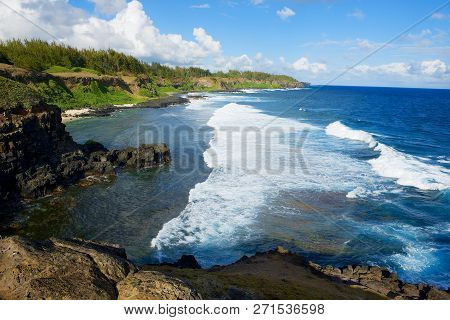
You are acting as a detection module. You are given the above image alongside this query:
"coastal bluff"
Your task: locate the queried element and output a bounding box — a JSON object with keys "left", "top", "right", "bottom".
{"left": 0, "top": 77, "right": 170, "bottom": 205}
{"left": 0, "top": 236, "right": 200, "bottom": 300}
{"left": 0, "top": 237, "right": 448, "bottom": 300}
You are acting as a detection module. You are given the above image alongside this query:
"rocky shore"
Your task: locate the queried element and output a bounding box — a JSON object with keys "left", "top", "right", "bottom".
{"left": 1, "top": 237, "right": 448, "bottom": 300}
{"left": 61, "top": 94, "right": 190, "bottom": 122}
{"left": 0, "top": 78, "right": 171, "bottom": 207}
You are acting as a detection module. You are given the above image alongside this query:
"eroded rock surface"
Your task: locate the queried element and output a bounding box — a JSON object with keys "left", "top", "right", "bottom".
{"left": 0, "top": 236, "right": 200, "bottom": 300}
{"left": 117, "top": 271, "right": 201, "bottom": 300}
{"left": 0, "top": 236, "right": 135, "bottom": 299}
{"left": 0, "top": 97, "right": 170, "bottom": 205}
{"left": 310, "top": 262, "right": 450, "bottom": 300}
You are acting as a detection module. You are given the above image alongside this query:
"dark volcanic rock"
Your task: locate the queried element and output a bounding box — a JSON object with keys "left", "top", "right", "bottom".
{"left": 0, "top": 100, "right": 170, "bottom": 205}
{"left": 173, "top": 255, "right": 202, "bottom": 269}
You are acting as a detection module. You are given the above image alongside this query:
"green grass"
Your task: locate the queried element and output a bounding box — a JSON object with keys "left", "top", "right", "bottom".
{"left": 230, "top": 82, "right": 282, "bottom": 89}
{"left": 36, "top": 79, "right": 145, "bottom": 110}
{"left": 156, "top": 86, "right": 180, "bottom": 96}
{"left": 44, "top": 65, "right": 102, "bottom": 76}
{"left": 0, "top": 76, "right": 42, "bottom": 109}
{"left": 44, "top": 65, "right": 71, "bottom": 73}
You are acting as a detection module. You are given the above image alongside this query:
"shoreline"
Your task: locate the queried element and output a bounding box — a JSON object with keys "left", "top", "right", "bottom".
{"left": 1, "top": 237, "right": 448, "bottom": 300}
{"left": 61, "top": 94, "right": 191, "bottom": 123}
{"left": 60, "top": 86, "right": 307, "bottom": 122}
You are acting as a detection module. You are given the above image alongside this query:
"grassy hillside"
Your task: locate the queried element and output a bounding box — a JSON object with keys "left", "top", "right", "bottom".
{"left": 0, "top": 39, "right": 307, "bottom": 109}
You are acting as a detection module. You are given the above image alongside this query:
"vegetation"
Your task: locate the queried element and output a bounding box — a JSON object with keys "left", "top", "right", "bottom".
{"left": 0, "top": 39, "right": 304, "bottom": 109}
{"left": 0, "top": 76, "right": 42, "bottom": 109}
{"left": 35, "top": 79, "right": 144, "bottom": 110}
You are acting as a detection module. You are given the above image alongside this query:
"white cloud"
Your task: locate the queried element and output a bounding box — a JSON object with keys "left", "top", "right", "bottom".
{"left": 213, "top": 52, "right": 273, "bottom": 71}
{"left": 347, "top": 9, "right": 365, "bottom": 20}
{"left": 353, "top": 63, "right": 412, "bottom": 76}
{"left": 352, "top": 60, "right": 448, "bottom": 77}
{"left": 431, "top": 12, "right": 449, "bottom": 20}
{"left": 193, "top": 27, "right": 221, "bottom": 54}
{"left": 191, "top": 4, "right": 210, "bottom": 9}
{"left": 421, "top": 59, "right": 447, "bottom": 75}
{"left": 277, "top": 7, "right": 296, "bottom": 20}
{"left": 88, "top": 0, "right": 127, "bottom": 15}
{"left": 251, "top": 0, "right": 264, "bottom": 5}
{"left": 292, "top": 57, "right": 327, "bottom": 74}
{"left": 0, "top": 0, "right": 221, "bottom": 65}
{"left": 355, "top": 38, "right": 378, "bottom": 50}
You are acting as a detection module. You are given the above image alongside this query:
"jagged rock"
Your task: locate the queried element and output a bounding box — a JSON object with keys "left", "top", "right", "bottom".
{"left": 173, "top": 255, "right": 202, "bottom": 269}
{"left": 0, "top": 98, "right": 170, "bottom": 205}
{"left": 117, "top": 271, "right": 201, "bottom": 300}
{"left": 401, "top": 284, "right": 421, "bottom": 299}
{"left": 0, "top": 236, "right": 135, "bottom": 300}
{"left": 0, "top": 236, "right": 202, "bottom": 300}
{"left": 316, "top": 262, "right": 447, "bottom": 300}
{"left": 427, "top": 287, "right": 450, "bottom": 300}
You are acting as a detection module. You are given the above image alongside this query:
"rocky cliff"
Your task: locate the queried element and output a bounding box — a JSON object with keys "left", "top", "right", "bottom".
{"left": 0, "top": 77, "right": 170, "bottom": 206}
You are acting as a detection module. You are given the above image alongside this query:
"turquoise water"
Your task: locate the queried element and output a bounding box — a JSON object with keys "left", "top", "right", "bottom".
{"left": 13, "top": 87, "right": 450, "bottom": 288}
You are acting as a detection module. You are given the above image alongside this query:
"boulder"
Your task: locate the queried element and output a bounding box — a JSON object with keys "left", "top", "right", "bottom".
{"left": 117, "top": 271, "right": 201, "bottom": 300}
{"left": 0, "top": 236, "right": 135, "bottom": 300}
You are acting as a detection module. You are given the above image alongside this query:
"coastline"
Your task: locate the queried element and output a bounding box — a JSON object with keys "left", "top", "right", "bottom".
{"left": 2, "top": 83, "right": 448, "bottom": 297}
{"left": 60, "top": 87, "right": 307, "bottom": 122}
{"left": 61, "top": 94, "right": 191, "bottom": 123}
{"left": 1, "top": 237, "right": 448, "bottom": 300}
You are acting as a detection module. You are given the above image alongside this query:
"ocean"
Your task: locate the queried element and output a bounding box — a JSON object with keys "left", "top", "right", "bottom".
{"left": 12, "top": 86, "right": 450, "bottom": 288}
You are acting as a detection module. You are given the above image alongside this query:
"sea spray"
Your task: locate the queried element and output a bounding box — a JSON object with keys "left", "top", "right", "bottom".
{"left": 325, "top": 121, "right": 450, "bottom": 191}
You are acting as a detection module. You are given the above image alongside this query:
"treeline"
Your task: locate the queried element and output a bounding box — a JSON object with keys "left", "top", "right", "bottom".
{"left": 0, "top": 39, "right": 299, "bottom": 83}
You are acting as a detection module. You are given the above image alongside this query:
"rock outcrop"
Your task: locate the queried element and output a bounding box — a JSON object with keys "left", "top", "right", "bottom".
{"left": 309, "top": 262, "right": 450, "bottom": 300}
{"left": 117, "top": 271, "right": 201, "bottom": 300}
{"left": 0, "top": 236, "right": 200, "bottom": 300}
{"left": 0, "top": 82, "right": 170, "bottom": 205}
{"left": 146, "top": 248, "right": 450, "bottom": 300}
{"left": 0, "top": 238, "right": 448, "bottom": 300}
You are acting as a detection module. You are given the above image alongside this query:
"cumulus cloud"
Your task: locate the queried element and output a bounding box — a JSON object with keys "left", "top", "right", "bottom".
{"left": 88, "top": 0, "right": 127, "bottom": 15}
{"left": 193, "top": 27, "right": 221, "bottom": 54}
{"left": 420, "top": 59, "right": 447, "bottom": 75}
{"left": 0, "top": 0, "right": 221, "bottom": 65}
{"left": 191, "top": 4, "right": 210, "bottom": 9}
{"left": 347, "top": 9, "right": 365, "bottom": 20}
{"left": 292, "top": 57, "right": 327, "bottom": 74}
{"left": 277, "top": 7, "right": 296, "bottom": 20}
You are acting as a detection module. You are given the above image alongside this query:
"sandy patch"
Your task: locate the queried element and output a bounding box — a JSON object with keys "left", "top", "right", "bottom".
{"left": 62, "top": 108, "right": 92, "bottom": 123}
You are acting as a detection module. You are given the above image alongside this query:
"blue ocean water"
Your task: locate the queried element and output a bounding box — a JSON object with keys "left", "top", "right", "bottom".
{"left": 15, "top": 86, "right": 450, "bottom": 288}
{"left": 150, "top": 87, "right": 450, "bottom": 288}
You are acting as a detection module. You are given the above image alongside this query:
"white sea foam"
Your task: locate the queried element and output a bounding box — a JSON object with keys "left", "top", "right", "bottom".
{"left": 151, "top": 103, "right": 314, "bottom": 250}
{"left": 326, "top": 121, "right": 450, "bottom": 191}
{"left": 372, "top": 224, "right": 437, "bottom": 273}
{"left": 240, "top": 89, "right": 261, "bottom": 94}
{"left": 325, "top": 121, "right": 378, "bottom": 148}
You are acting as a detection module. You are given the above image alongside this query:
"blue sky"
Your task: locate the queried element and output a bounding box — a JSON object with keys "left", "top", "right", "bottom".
{"left": 1, "top": 0, "right": 449, "bottom": 88}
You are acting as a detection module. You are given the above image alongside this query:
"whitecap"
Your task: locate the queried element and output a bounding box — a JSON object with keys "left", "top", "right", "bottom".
{"left": 326, "top": 121, "right": 450, "bottom": 191}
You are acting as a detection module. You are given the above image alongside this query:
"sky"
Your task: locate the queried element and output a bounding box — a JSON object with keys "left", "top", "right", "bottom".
{"left": 0, "top": 0, "right": 449, "bottom": 88}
